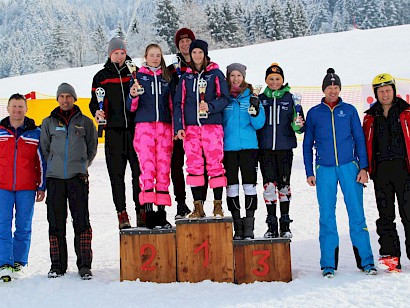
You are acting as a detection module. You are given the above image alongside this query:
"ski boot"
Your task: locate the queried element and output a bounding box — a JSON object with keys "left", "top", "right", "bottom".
{"left": 156, "top": 206, "right": 172, "bottom": 229}
{"left": 378, "top": 256, "right": 401, "bottom": 273}
{"left": 189, "top": 200, "right": 206, "bottom": 219}
{"left": 213, "top": 200, "right": 224, "bottom": 218}
{"left": 175, "top": 203, "right": 191, "bottom": 220}
{"left": 47, "top": 267, "right": 64, "bottom": 278}
{"left": 144, "top": 203, "right": 157, "bottom": 229}
{"left": 137, "top": 208, "right": 147, "bottom": 228}
{"left": 264, "top": 215, "right": 279, "bottom": 238}
{"left": 233, "top": 219, "right": 243, "bottom": 240}
{"left": 279, "top": 214, "right": 293, "bottom": 238}
{"left": 243, "top": 217, "right": 255, "bottom": 239}
{"left": 117, "top": 210, "right": 131, "bottom": 230}
{"left": 0, "top": 264, "right": 13, "bottom": 282}
{"left": 12, "top": 263, "right": 26, "bottom": 279}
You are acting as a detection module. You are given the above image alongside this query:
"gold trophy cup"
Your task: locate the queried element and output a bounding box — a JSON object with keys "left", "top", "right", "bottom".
{"left": 198, "top": 78, "right": 208, "bottom": 119}
{"left": 125, "top": 60, "right": 144, "bottom": 95}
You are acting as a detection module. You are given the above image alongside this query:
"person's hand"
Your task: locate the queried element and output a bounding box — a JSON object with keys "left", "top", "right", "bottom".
{"left": 307, "top": 176, "right": 316, "bottom": 186}
{"left": 130, "top": 83, "right": 141, "bottom": 97}
{"left": 95, "top": 110, "right": 105, "bottom": 122}
{"left": 36, "top": 190, "right": 45, "bottom": 202}
{"left": 356, "top": 169, "right": 368, "bottom": 185}
{"left": 177, "top": 129, "right": 186, "bottom": 140}
{"left": 294, "top": 115, "right": 305, "bottom": 127}
{"left": 199, "top": 101, "right": 209, "bottom": 113}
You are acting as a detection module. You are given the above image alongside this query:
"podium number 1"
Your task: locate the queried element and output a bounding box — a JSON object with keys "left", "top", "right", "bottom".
{"left": 194, "top": 240, "right": 209, "bottom": 267}
{"left": 252, "top": 250, "right": 270, "bottom": 277}
{"left": 140, "top": 244, "right": 156, "bottom": 271}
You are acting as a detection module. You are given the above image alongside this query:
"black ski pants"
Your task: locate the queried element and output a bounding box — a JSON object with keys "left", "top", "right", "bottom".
{"left": 46, "top": 176, "right": 92, "bottom": 272}
{"left": 224, "top": 149, "right": 258, "bottom": 186}
{"left": 259, "top": 149, "right": 293, "bottom": 189}
{"left": 105, "top": 128, "right": 141, "bottom": 213}
{"left": 374, "top": 159, "right": 410, "bottom": 259}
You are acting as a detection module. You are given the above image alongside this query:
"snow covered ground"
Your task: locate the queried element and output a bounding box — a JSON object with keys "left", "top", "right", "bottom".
{"left": 1, "top": 25, "right": 410, "bottom": 307}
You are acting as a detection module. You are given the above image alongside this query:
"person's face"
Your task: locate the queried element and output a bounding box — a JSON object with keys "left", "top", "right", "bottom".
{"left": 323, "top": 85, "right": 341, "bottom": 103}
{"left": 266, "top": 75, "right": 283, "bottom": 91}
{"left": 7, "top": 98, "right": 27, "bottom": 122}
{"left": 229, "top": 71, "right": 244, "bottom": 87}
{"left": 178, "top": 38, "right": 192, "bottom": 57}
{"left": 145, "top": 47, "right": 162, "bottom": 67}
{"left": 57, "top": 93, "right": 75, "bottom": 111}
{"left": 110, "top": 49, "right": 126, "bottom": 67}
{"left": 376, "top": 85, "right": 394, "bottom": 106}
{"left": 191, "top": 48, "right": 205, "bottom": 66}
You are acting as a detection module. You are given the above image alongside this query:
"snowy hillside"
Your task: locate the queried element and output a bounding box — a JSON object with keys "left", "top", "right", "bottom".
{"left": 1, "top": 25, "right": 410, "bottom": 308}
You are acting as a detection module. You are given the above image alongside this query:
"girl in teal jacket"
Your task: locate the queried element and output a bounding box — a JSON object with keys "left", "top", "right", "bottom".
{"left": 222, "top": 63, "right": 265, "bottom": 239}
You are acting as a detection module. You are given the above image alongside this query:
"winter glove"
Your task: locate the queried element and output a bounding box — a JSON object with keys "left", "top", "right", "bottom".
{"left": 248, "top": 96, "right": 260, "bottom": 117}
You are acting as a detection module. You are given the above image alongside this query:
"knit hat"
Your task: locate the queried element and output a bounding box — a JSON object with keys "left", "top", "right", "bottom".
{"left": 322, "top": 68, "right": 341, "bottom": 91}
{"left": 174, "top": 28, "right": 196, "bottom": 49}
{"left": 265, "top": 63, "right": 284, "bottom": 82}
{"left": 189, "top": 39, "right": 208, "bottom": 57}
{"left": 108, "top": 37, "right": 127, "bottom": 57}
{"left": 56, "top": 83, "right": 77, "bottom": 101}
{"left": 226, "top": 63, "right": 247, "bottom": 78}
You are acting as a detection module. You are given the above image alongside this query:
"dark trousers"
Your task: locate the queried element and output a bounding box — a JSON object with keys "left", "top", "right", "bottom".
{"left": 171, "top": 139, "right": 186, "bottom": 203}
{"left": 224, "top": 149, "right": 258, "bottom": 186}
{"left": 105, "top": 129, "right": 141, "bottom": 212}
{"left": 172, "top": 139, "right": 208, "bottom": 203}
{"left": 46, "top": 176, "right": 92, "bottom": 272}
{"left": 374, "top": 159, "right": 410, "bottom": 259}
{"left": 259, "top": 149, "right": 293, "bottom": 189}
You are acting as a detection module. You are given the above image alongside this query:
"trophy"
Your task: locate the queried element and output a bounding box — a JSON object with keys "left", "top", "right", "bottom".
{"left": 198, "top": 78, "right": 208, "bottom": 119}
{"left": 293, "top": 93, "right": 303, "bottom": 126}
{"left": 95, "top": 87, "right": 106, "bottom": 125}
{"left": 172, "top": 56, "right": 181, "bottom": 77}
{"left": 125, "top": 60, "right": 144, "bottom": 95}
{"left": 249, "top": 85, "right": 262, "bottom": 115}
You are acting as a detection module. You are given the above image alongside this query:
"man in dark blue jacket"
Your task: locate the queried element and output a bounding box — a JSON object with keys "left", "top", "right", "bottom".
{"left": 303, "top": 68, "right": 376, "bottom": 278}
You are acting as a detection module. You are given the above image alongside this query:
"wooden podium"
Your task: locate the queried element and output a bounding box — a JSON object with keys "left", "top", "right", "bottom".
{"left": 120, "top": 228, "right": 176, "bottom": 282}
{"left": 175, "top": 217, "right": 234, "bottom": 283}
{"left": 233, "top": 238, "right": 292, "bottom": 283}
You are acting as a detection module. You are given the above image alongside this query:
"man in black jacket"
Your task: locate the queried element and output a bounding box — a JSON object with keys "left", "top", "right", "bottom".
{"left": 89, "top": 37, "right": 142, "bottom": 229}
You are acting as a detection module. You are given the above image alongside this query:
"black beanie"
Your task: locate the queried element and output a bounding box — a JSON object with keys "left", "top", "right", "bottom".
{"left": 322, "top": 68, "right": 341, "bottom": 91}
{"left": 265, "top": 63, "right": 284, "bottom": 82}
{"left": 189, "top": 39, "right": 208, "bottom": 57}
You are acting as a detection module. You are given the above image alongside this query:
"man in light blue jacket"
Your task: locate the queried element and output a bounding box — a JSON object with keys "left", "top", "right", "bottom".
{"left": 303, "top": 68, "right": 376, "bottom": 278}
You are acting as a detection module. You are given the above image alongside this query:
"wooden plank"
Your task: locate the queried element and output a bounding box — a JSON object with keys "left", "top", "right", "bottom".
{"left": 120, "top": 228, "right": 176, "bottom": 282}
{"left": 176, "top": 218, "right": 234, "bottom": 283}
{"left": 233, "top": 238, "right": 292, "bottom": 283}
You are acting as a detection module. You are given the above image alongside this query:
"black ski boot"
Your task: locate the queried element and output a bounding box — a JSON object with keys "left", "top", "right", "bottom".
{"left": 175, "top": 203, "right": 191, "bottom": 220}
{"left": 156, "top": 206, "right": 172, "bottom": 229}
{"left": 264, "top": 215, "right": 279, "bottom": 238}
{"left": 233, "top": 219, "right": 243, "bottom": 240}
{"left": 279, "top": 214, "right": 293, "bottom": 238}
{"left": 144, "top": 203, "right": 157, "bottom": 229}
{"left": 242, "top": 217, "right": 255, "bottom": 239}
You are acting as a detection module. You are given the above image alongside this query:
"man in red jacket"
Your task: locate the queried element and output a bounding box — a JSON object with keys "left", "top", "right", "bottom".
{"left": 0, "top": 93, "right": 46, "bottom": 282}
{"left": 363, "top": 73, "right": 410, "bottom": 273}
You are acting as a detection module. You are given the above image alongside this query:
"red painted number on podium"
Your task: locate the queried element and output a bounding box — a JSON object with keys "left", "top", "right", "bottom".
{"left": 194, "top": 240, "right": 209, "bottom": 267}
{"left": 252, "top": 250, "right": 270, "bottom": 277}
{"left": 140, "top": 244, "right": 156, "bottom": 271}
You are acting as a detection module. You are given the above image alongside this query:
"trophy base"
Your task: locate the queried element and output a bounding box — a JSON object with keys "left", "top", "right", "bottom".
{"left": 137, "top": 88, "right": 145, "bottom": 95}
{"left": 98, "top": 120, "right": 107, "bottom": 125}
{"left": 198, "top": 112, "right": 208, "bottom": 119}
{"left": 248, "top": 107, "right": 257, "bottom": 115}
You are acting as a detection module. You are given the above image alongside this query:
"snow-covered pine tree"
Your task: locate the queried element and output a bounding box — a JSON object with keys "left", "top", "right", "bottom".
{"left": 207, "top": 4, "right": 223, "bottom": 45}
{"left": 361, "top": 0, "right": 386, "bottom": 29}
{"left": 92, "top": 24, "right": 108, "bottom": 63}
{"left": 220, "top": 1, "right": 240, "bottom": 47}
{"left": 155, "top": 0, "right": 180, "bottom": 53}
{"left": 384, "top": 1, "right": 401, "bottom": 27}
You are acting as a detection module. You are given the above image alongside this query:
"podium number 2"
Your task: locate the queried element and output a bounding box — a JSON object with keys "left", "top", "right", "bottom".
{"left": 194, "top": 240, "right": 209, "bottom": 267}
{"left": 140, "top": 244, "right": 156, "bottom": 271}
{"left": 252, "top": 250, "right": 270, "bottom": 277}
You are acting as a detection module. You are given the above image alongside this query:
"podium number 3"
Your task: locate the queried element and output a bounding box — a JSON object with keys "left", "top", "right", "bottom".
{"left": 140, "top": 244, "right": 156, "bottom": 271}
{"left": 194, "top": 240, "right": 209, "bottom": 267}
{"left": 252, "top": 250, "right": 270, "bottom": 277}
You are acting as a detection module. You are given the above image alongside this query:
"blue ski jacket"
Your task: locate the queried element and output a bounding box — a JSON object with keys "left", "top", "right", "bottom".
{"left": 303, "top": 98, "right": 368, "bottom": 178}
{"left": 222, "top": 88, "right": 265, "bottom": 151}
